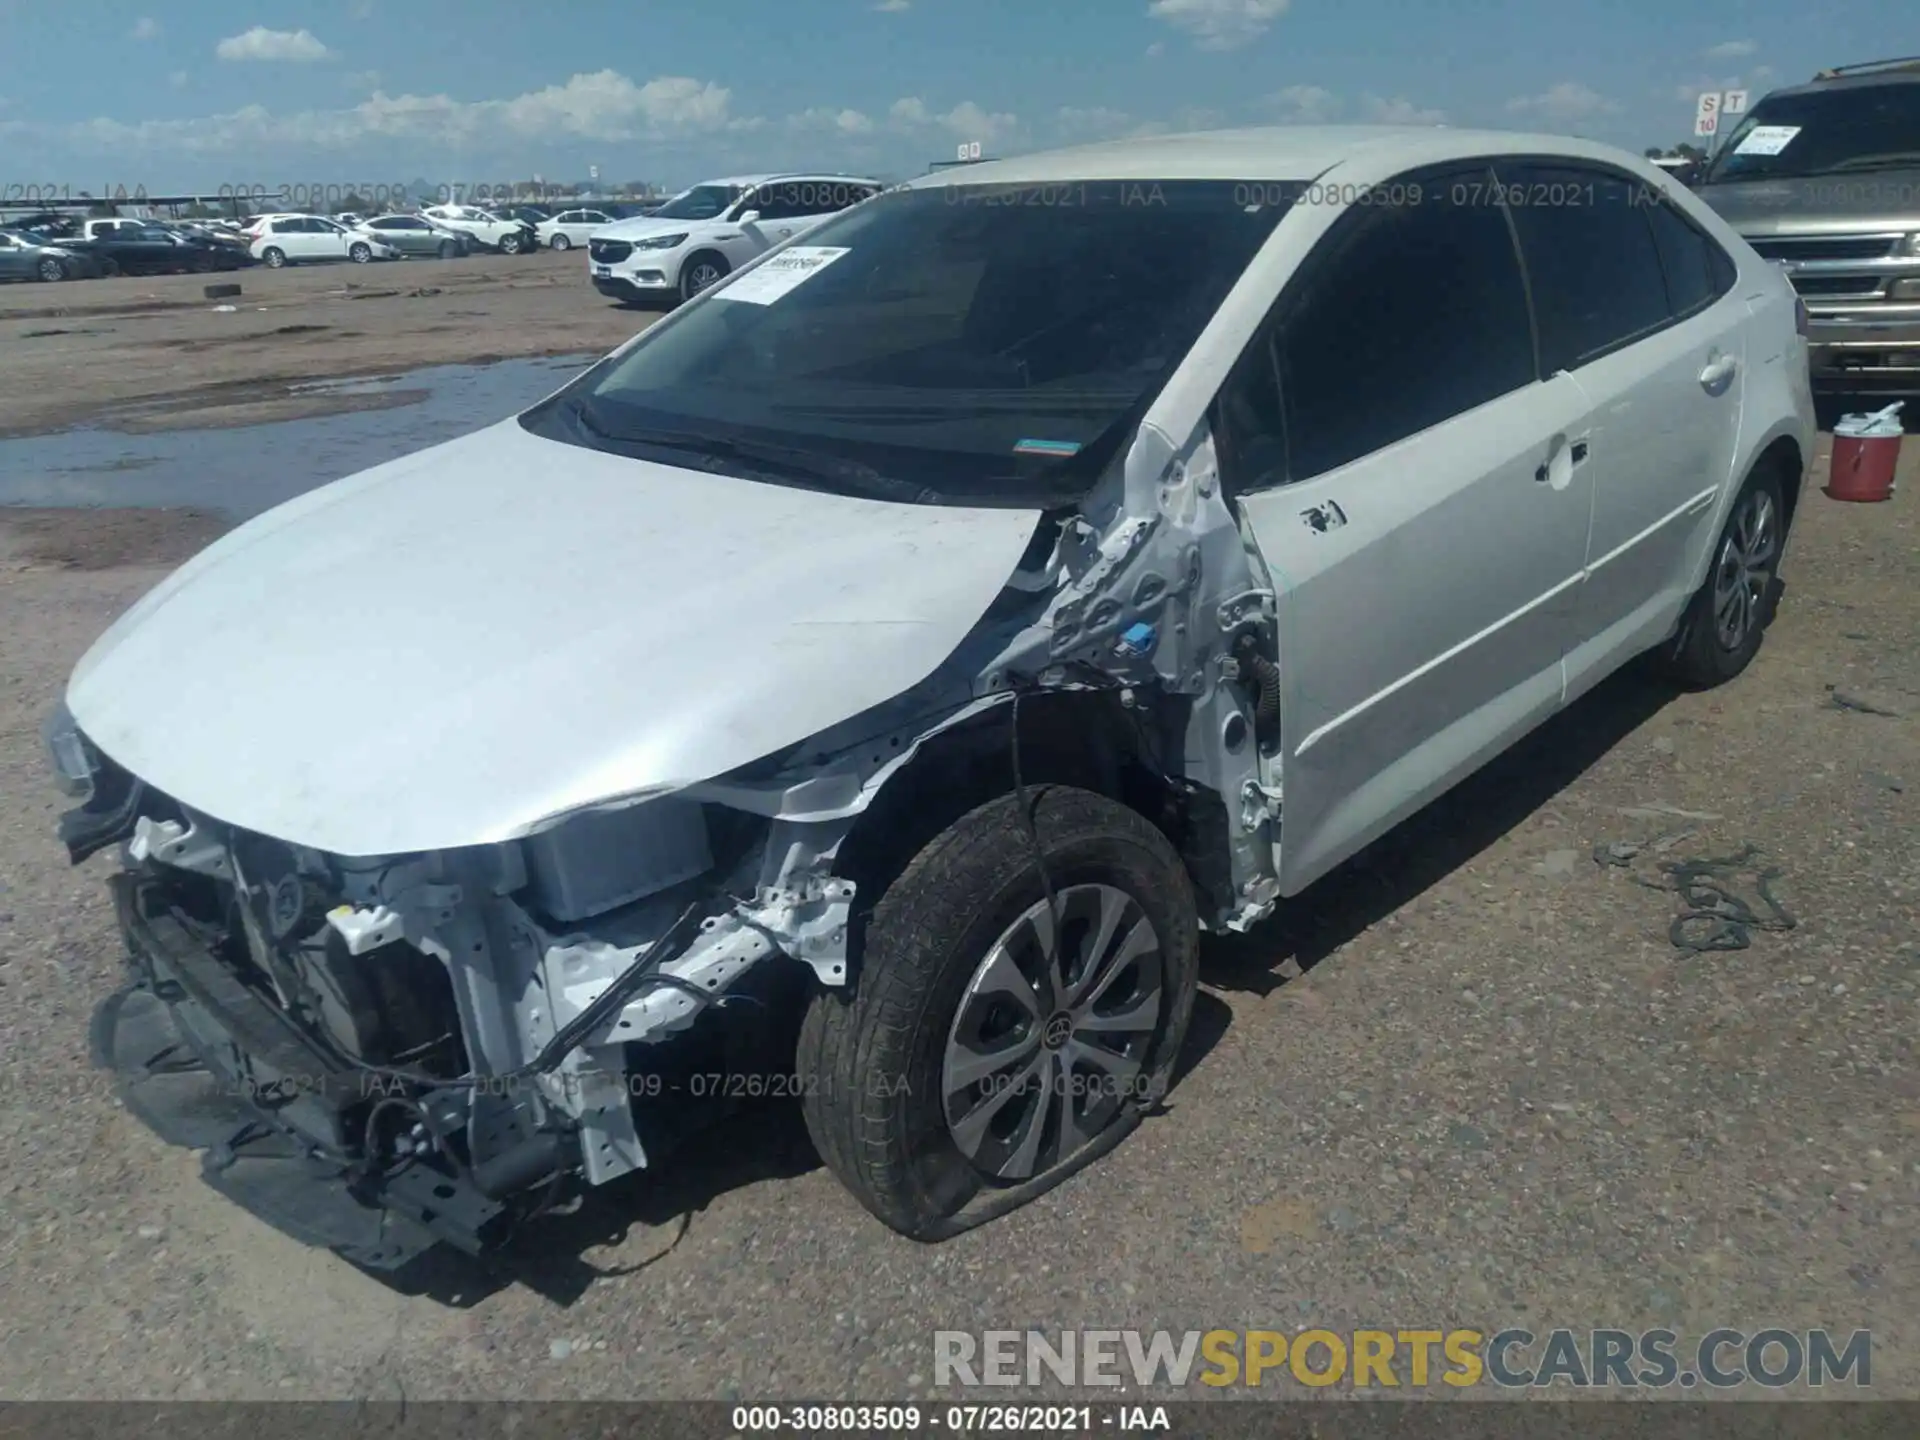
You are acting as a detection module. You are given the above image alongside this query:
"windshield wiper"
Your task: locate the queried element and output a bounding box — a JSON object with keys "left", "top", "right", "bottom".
{"left": 569, "top": 401, "right": 944, "bottom": 504}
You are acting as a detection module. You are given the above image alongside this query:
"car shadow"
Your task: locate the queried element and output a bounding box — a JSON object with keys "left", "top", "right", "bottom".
{"left": 1197, "top": 660, "right": 1683, "bottom": 999}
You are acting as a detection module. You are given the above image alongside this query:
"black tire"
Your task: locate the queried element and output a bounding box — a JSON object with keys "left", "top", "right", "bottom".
{"left": 37, "top": 256, "right": 65, "bottom": 282}
{"left": 679, "top": 251, "right": 730, "bottom": 303}
{"left": 498, "top": 232, "right": 522, "bottom": 255}
{"left": 348, "top": 241, "right": 372, "bottom": 264}
{"left": 549, "top": 234, "right": 571, "bottom": 251}
{"left": 261, "top": 246, "right": 287, "bottom": 269}
{"left": 1658, "top": 462, "right": 1788, "bottom": 688}
{"left": 797, "top": 785, "right": 1199, "bottom": 1240}
{"left": 98, "top": 256, "right": 119, "bottom": 278}
{"left": 437, "top": 240, "right": 456, "bottom": 259}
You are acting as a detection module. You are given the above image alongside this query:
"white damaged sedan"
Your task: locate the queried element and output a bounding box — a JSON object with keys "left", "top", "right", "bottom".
{"left": 47, "top": 126, "right": 1812, "bottom": 1267}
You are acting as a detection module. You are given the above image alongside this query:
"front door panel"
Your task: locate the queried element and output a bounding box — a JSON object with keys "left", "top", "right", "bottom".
{"left": 1238, "top": 375, "right": 1593, "bottom": 891}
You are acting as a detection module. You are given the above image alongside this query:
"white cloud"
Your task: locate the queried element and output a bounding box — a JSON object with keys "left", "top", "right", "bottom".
{"left": 1751, "top": 64, "right": 1775, "bottom": 81}
{"left": 169, "top": 71, "right": 189, "bottom": 89}
{"left": 1264, "top": 84, "right": 1340, "bottom": 122}
{"left": 790, "top": 105, "right": 878, "bottom": 135}
{"left": 1505, "top": 82, "right": 1619, "bottom": 123}
{"left": 215, "top": 27, "right": 335, "bottom": 62}
{"left": 1706, "top": 39, "right": 1758, "bottom": 60}
{"left": 0, "top": 67, "right": 1031, "bottom": 178}
{"left": 1360, "top": 94, "right": 1446, "bottom": 125}
{"left": 1146, "top": 0, "right": 1291, "bottom": 51}
{"left": 1145, "top": 40, "right": 1165, "bottom": 57}
{"left": 128, "top": 17, "right": 160, "bottom": 41}
{"left": 874, "top": 0, "right": 911, "bottom": 10}
{"left": 344, "top": 69, "right": 382, "bottom": 91}
{"left": 494, "top": 71, "right": 733, "bottom": 137}
{"left": 2, "top": 71, "right": 744, "bottom": 157}
{"left": 885, "top": 95, "right": 1020, "bottom": 147}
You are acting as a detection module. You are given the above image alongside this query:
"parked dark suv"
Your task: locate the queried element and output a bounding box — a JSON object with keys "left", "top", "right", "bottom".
{"left": 1696, "top": 57, "right": 1920, "bottom": 393}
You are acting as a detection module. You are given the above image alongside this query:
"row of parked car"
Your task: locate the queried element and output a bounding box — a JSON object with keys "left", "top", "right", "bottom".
{"left": 0, "top": 198, "right": 670, "bottom": 282}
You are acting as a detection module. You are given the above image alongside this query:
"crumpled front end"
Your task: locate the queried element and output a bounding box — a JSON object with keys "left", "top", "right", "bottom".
{"left": 52, "top": 712, "right": 860, "bottom": 1269}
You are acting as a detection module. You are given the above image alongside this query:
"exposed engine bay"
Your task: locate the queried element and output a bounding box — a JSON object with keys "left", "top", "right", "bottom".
{"left": 52, "top": 416, "right": 1290, "bottom": 1267}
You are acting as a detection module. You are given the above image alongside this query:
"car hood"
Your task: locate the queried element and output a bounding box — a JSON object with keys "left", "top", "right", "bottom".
{"left": 1697, "top": 166, "right": 1920, "bottom": 236}
{"left": 65, "top": 419, "right": 1042, "bottom": 857}
{"left": 593, "top": 216, "right": 709, "bottom": 242}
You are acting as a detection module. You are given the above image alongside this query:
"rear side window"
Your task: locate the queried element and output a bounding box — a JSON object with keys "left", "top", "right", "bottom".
{"left": 1498, "top": 163, "right": 1670, "bottom": 371}
{"left": 1272, "top": 168, "right": 1537, "bottom": 482}
{"left": 1646, "top": 195, "right": 1736, "bottom": 316}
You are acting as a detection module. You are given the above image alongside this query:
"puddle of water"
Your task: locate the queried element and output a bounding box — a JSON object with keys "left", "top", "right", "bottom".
{"left": 0, "top": 355, "right": 594, "bottom": 519}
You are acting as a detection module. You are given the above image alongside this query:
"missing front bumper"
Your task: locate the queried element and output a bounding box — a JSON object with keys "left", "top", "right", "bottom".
{"left": 95, "top": 874, "right": 511, "bottom": 1270}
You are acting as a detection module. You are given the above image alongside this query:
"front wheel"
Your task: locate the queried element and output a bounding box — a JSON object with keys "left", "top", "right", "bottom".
{"left": 549, "top": 234, "right": 571, "bottom": 251}
{"left": 261, "top": 247, "right": 287, "bottom": 269}
{"left": 348, "top": 241, "right": 372, "bottom": 263}
{"left": 437, "top": 240, "right": 456, "bottom": 259}
{"left": 498, "top": 232, "right": 522, "bottom": 255}
{"left": 679, "top": 252, "right": 729, "bottom": 302}
{"left": 37, "top": 256, "right": 65, "bottom": 282}
{"left": 1658, "top": 464, "right": 1787, "bottom": 688}
{"left": 797, "top": 786, "right": 1198, "bottom": 1240}
{"left": 98, "top": 256, "right": 120, "bottom": 277}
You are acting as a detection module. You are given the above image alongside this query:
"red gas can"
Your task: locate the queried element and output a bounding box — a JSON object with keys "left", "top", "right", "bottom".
{"left": 1827, "top": 402, "right": 1904, "bottom": 503}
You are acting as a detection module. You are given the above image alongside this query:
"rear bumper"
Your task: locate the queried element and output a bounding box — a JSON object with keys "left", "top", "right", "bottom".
{"left": 96, "top": 872, "right": 509, "bottom": 1270}
{"left": 1807, "top": 307, "right": 1920, "bottom": 390}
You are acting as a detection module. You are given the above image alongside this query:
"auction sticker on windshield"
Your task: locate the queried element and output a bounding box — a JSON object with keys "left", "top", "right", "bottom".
{"left": 1733, "top": 125, "right": 1801, "bottom": 157}
{"left": 715, "top": 246, "right": 851, "bottom": 305}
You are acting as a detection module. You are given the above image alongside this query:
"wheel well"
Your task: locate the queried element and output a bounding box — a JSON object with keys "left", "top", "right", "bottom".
{"left": 1755, "top": 435, "right": 1805, "bottom": 534}
{"left": 683, "top": 248, "right": 730, "bottom": 278}
{"left": 832, "top": 692, "right": 1192, "bottom": 973}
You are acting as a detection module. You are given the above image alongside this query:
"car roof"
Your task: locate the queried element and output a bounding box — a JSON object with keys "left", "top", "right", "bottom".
{"left": 1763, "top": 66, "right": 1920, "bottom": 100}
{"left": 690, "top": 172, "right": 878, "bottom": 189}
{"left": 899, "top": 125, "right": 1649, "bottom": 187}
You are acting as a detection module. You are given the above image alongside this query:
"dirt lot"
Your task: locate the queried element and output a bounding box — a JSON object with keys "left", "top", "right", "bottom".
{"left": 0, "top": 398, "right": 1915, "bottom": 1399}
{"left": 0, "top": 249, "right": 652, "bottom": 437}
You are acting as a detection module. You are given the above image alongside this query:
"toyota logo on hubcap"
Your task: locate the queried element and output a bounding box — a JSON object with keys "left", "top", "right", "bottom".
{"left": 1042, "top": 1012, "right": 1073, "bottom": 1050}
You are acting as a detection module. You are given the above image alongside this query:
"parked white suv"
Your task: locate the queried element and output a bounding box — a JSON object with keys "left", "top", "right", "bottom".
{"left": 46, "top": 127, "right": 1812, "bottom": 1268}
{"left": 250, "top": 215, "right": 400, "bottom": 267}
{"left": 420, "top": 205, "right": 537, "bottom": 254}
{"left": 588, "top": 173, "right": 881, "bottom": 305}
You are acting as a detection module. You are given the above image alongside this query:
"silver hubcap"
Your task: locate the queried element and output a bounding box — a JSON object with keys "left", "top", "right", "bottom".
{"left": 689, "top": 263, "right": 720, "bottom": 291}
{"left": 1711, "top": 488, "right": 1778, "bottom": 651}
{"left": 942, "top": 883, "right": 1164, "bottom": 1181}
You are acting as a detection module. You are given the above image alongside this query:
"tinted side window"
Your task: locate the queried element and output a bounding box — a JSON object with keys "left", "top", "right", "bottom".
{"left": 1499, "top": 164, "right": 1669, "bottom": 370}
{"left": 1274, "top": 170, "right": 1537, "bottom": 482}
{"left": 1645, "top": 196, "right": 1731, "bottom": 317}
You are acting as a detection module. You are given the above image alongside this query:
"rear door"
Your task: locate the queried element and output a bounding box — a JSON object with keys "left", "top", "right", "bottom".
{"left": 1495, "top": 161, "right": 1748, "bottom": 696}
{"left": 1225, "top": 170, "right": 1597, "bottom": 891}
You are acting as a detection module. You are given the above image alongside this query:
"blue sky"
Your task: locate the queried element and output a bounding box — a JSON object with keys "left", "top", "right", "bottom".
{"left": 0, "top": 0, "right": 1909, "bottom": 192}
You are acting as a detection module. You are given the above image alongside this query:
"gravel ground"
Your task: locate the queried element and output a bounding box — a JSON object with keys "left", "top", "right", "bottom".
{"left": 0, "top": 250, "right": 652, "bottom": 438}
{"left": 0, "top": 433, "right": 1914, "bottom": 1402}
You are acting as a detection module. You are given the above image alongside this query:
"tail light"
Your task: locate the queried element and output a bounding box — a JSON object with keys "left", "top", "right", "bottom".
{"left": 1794, "top": 296, "right": 1809, "bottom": 337}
